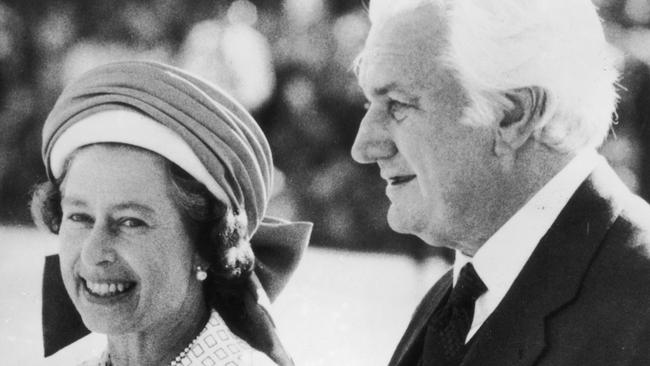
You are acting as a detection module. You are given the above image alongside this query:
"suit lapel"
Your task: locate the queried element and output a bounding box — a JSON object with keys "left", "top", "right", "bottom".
{"left": 461, "top": 161, "right": 628, "bottom": 366}
{"left": 389, "top": 270, "right": 452, "bottom": 366}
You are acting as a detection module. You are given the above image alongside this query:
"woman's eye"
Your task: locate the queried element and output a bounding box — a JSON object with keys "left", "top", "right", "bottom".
{"left": 120, "top": 218, "right": 147, "bottom": 228}
{"left": 67, "top": 213, "right": 93, "bottom": 224}
{"left": 388, "top": 99, "right": 410, "bottom": 121}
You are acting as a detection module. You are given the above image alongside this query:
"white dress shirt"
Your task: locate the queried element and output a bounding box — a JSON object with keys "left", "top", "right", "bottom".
{"left": 453, "top": 149, "right": 603, "bottom": 342}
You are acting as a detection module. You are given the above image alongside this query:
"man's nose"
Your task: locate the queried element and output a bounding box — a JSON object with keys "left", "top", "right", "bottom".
{"left": 351, "top": 108, "right": 397, "bottom": 164}
{"left": 80, "top": 224, "right": 117, "bottom": 267}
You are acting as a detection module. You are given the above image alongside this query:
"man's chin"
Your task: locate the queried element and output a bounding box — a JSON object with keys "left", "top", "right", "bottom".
{"left": 387, "top": 208, "right": 426, "bottom": 237}
{"left": 387, "top": 208, "right": 452, "bottom": 247}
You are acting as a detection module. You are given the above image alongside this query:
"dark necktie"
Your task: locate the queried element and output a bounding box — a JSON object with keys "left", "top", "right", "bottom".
{"left": 421, "top": 263, "right": 487, "bottom": 366}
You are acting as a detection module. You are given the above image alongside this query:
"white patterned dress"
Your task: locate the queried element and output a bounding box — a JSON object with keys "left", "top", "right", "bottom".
{"left": 80, "top": 310, "right": 276, "bottom": 366}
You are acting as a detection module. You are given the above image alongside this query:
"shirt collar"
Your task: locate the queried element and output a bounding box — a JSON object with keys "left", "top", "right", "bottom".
{"left": 452, "top": 149, "right": 602, "bottom": 339}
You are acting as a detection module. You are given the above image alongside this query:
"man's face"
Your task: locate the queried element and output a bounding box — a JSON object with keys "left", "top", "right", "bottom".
{"left": 352, "top": 6, "right": 499, "bottom": 248}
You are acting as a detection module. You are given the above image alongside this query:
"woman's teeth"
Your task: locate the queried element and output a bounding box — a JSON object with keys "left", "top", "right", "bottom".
{"left": 85, "top": 280, "right": 134, "bottom": 297}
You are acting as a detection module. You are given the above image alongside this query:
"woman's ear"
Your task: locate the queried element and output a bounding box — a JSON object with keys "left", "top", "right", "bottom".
{"left": 494, "top": 86, "right": 547, "bottom": 156}
{"left": 193, "top": 253, "right": 210, "bottom": 271}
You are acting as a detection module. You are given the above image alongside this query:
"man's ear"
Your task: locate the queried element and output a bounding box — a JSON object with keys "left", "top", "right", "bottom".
{"left": 494, "top": 86, "right": 547, "bottom": 156}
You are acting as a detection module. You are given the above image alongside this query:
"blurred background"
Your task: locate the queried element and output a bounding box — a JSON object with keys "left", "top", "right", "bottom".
{"left": 1, "top": 0, "right": 650, "bottom": 364}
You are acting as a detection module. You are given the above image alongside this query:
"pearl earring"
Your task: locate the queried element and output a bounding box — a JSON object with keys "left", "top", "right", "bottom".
{"left": 195, "top": 266, "right": 208, "bottom": 281}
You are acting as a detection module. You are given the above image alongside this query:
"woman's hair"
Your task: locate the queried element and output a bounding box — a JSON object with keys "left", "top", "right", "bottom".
{"left": 30, "top": 145, "right": 256, "bottom": 301}
{"left": 166, "top": 162, "right": 255, "bottom": 283}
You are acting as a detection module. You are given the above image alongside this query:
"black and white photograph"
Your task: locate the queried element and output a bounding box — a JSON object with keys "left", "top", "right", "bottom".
{"left": 1, "top": 0, "right": 650, "bottom": 365}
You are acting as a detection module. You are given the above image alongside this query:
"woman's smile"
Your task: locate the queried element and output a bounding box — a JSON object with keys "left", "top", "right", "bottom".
{"left": 82, "top": 277, "right": 136, "bottom": 297}
{"left": 79, "top": 276, "right": 138, "bottom": 304}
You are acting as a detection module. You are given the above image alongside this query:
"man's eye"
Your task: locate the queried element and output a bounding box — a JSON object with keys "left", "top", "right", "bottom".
{"left": 388, "top": 99, "right": 410, "bottom": 121}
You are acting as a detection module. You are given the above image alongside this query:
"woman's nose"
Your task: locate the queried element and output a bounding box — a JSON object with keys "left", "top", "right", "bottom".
{"left": 80, "top": 225, "right": 117, "bottom": 267}
{"left": 351, "top": 109, "right": 397, "bottom": 164}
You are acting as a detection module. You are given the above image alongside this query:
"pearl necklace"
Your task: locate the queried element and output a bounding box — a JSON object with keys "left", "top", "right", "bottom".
{"left": 170, "top": 330, "right": 203, "bottom": 366}
{"left": 100, "top": 311, "right": 235, "bottom": 366}
{"left": 169, "top": 311, "right": 214, "bottom": 366}
{"left": 101, "top": 328, "right": 206, "bottom": 366}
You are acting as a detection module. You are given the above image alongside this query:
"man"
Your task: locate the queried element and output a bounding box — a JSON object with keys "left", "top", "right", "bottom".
{"left": 351, "top": 0, "right": 650, "bottom": 365}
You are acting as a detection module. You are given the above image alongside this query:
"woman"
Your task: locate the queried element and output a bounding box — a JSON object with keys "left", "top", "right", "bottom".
{"left": 31, "top": 61, "right": 312, "bottom": 365}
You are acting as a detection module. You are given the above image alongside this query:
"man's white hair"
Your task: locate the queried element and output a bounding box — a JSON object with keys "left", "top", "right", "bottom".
{"left": 366, "top": 0, "right": 620, "bottom": 152}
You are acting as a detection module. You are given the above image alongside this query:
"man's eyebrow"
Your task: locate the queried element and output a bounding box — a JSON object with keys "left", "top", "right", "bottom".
{"left": 372, "top": 83, "right": 420, "bottom": 104}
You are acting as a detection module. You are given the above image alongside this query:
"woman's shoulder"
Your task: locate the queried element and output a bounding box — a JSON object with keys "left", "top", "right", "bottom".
{"left": 77, "top": 351, "right": 110, "bottom": 366}
{"left": 176, "top": 309, "right": 277, "bottom": 365}
{"left": 73, "top": 311, "right": 278, "bottom": 366}
{"left": 249, "top": 349, "right": 278, "bottom": 365}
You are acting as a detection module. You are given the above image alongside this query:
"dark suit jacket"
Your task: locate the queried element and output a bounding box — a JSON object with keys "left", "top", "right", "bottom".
{"left": 389, "top": 161, "right": 650, "bottom": 366}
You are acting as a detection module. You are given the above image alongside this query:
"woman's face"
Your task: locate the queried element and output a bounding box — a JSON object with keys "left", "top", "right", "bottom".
{"left": 58, "top": 144, "right": 204, "bottom": 335}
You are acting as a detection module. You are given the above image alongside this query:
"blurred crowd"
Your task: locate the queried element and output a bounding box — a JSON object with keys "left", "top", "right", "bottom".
{"left": 0, "top": 0, "right": 649, "bottom": 257}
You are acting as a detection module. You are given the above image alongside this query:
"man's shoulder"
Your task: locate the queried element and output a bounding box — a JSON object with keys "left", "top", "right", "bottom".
{"left": 586, "top": 190, "right": 650, "bottom": 296}
{"left": 613, "top": 192, "right": 650, "bottom": 249}
{"left": 544, "top": 194, "right": 650, "bottom": 362}
{"left": 583, "top": 162, "right": 650, "bottom": 275}
{"left": 602, "top": 191, "right": 650, "bottom": 267}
